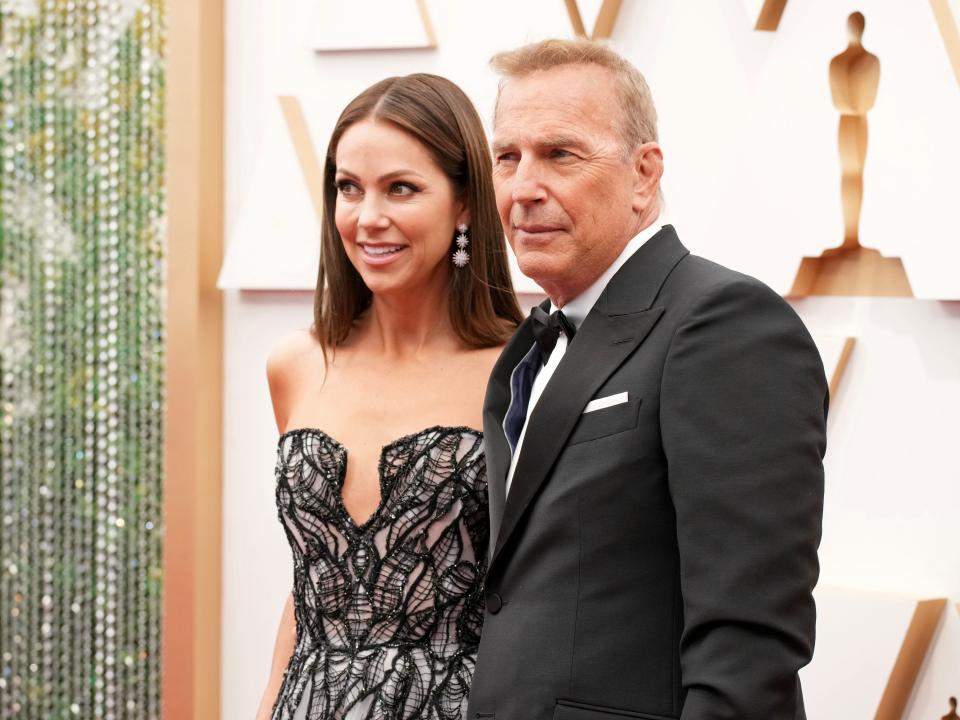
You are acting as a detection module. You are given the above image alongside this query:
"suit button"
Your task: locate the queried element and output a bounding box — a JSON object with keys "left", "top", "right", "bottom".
{"left": 487, "top": 592, "right": 503, "bottom": 614}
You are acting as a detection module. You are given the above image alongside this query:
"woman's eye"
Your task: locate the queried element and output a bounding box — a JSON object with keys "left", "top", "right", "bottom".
{"left": 390, "top": 182, "right": 420, "bottom": 196}
{"left": 336, "top": 180, "right": 360, "bottom": 197}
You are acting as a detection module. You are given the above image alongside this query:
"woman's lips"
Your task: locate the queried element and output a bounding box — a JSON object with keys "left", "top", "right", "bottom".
{"left": 358, "top": 243, "right": 408, "bottom": 266}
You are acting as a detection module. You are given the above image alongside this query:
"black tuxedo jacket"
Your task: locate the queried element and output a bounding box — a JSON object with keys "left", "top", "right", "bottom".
{"left": 468, "top": 226, "right": 828, "bottom": 720}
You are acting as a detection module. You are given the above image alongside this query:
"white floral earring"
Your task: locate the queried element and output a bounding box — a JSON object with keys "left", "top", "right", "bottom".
{"left": 452, "top": 223, "right": 470, "bottom": 267}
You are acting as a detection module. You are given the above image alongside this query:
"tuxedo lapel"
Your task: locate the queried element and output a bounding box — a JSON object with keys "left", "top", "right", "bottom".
{"left": 482, "top": 314, "right": 538, "bottom": 554}
{"left": 490, "top": 306, "right": 664, "bottom": 565}
{"left": 489, "top": 225, "right": 689, "bottom": 568}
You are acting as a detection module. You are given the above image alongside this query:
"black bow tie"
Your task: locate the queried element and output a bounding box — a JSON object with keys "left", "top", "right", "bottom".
{"left": 531, "top": 306, "right": 577, "bottom": 364}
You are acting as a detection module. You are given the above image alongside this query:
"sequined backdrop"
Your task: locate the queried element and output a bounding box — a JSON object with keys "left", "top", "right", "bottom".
{"left": 0, "top": 1, "right": 164, "bottom": 717}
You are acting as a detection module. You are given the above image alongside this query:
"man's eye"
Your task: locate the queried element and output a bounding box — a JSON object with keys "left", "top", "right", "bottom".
{"left": 550, "top": 149, "right": 574, "bottom": 159}
{"left": 390, "top": 182, "right": 420, "bottom": 196}
{"left": 496, "top": 152, "right": 518, "bottom": 165}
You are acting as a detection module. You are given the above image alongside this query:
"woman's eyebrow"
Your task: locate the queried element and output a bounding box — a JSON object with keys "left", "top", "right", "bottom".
{"left": 334, "top": 168, "right": 425, "bottom": 181}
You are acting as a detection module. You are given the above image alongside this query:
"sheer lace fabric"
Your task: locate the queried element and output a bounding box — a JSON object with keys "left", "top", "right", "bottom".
{"left": 270, "top": 426, "right": 488, "bottom": 720}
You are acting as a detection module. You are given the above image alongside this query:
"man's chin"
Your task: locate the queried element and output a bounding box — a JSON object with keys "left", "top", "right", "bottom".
{"left": 516, "top": 255, "right": 561, "bottom": 289}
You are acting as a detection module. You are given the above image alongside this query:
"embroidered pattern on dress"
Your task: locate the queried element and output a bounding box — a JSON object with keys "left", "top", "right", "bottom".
{"left": 271, "top": 426, "right": 488, "bottom": 720}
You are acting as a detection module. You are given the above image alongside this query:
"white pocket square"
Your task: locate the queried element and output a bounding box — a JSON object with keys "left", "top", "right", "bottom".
{"left": 583, "top": 392, "right": 629, "bottom": 414}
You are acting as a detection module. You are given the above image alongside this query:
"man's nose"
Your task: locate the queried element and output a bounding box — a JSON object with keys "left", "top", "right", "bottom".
{"left": 357, "top": 195, "right": 389, "bottom": 230}
{"left": 511, "top": 160, "right": 547, "bottom": 205}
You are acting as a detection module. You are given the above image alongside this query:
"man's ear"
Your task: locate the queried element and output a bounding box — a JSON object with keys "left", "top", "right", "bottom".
{"left": 631, "top": 142, "right": 664, "bottom": 212}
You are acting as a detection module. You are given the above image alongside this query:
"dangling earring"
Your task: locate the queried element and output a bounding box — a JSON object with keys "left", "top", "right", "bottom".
{"left": 452, "top": 223, "right": 470, "bottom": 267}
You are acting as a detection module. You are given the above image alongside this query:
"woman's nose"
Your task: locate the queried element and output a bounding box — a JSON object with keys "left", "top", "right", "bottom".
{"left": 357, "top": 195, "right": 389, "bottom": 230}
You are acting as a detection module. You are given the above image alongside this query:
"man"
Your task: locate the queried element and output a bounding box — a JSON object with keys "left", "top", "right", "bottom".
{"left": 469, "top": 39, "right": 828, "bottom": 720}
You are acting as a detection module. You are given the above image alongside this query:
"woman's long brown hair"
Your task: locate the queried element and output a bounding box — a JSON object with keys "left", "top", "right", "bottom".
{"left": 314, "top": 74, "right": 522, "bottom": 351}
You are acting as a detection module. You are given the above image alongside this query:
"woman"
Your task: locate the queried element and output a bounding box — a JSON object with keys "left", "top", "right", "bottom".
{"left": 255, "top": 74, "right": 522, "bottom": 720}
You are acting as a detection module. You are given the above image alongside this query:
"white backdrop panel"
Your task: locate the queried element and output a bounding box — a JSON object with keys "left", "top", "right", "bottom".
{"left": 221, "top": 1, "right": 960, "bottom": 717}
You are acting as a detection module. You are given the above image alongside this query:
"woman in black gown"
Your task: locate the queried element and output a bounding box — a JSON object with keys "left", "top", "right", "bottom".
{"left": 255, "top": 74, "right": 522, "bottom": 720}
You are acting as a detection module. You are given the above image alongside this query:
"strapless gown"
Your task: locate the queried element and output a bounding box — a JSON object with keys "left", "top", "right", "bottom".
{"left": 269, "top": 426, "right": 489, "bottom": 720}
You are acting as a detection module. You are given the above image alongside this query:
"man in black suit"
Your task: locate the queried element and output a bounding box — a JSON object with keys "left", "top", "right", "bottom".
{"left": 468, "top": 39, "right": 828, "bottom": 720}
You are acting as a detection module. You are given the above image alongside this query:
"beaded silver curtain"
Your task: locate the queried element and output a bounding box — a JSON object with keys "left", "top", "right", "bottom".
{"left": 0, "top": 1, "right": 164, "bottom": 718}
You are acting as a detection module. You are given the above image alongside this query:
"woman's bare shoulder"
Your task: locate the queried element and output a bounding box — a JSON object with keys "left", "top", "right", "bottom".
{"left": 266, "top": 329, "right": 323, "bottom": 431}
{"left": 267, "top": 327, "right": 318, "bottom": 370}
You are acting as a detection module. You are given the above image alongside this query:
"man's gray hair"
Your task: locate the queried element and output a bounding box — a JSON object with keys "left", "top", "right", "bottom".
{"left": 490, "top": 38, "right": 659, "bottom": 152}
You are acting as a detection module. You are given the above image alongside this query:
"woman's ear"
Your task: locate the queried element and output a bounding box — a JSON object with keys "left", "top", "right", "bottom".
{"left": 456, "top": 205, "right": 471, "bottom": 229}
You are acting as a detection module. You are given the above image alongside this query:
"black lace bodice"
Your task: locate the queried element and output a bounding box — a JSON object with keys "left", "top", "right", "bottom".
{"left": 270, "top": 426, "right": 488, "bottom": 720}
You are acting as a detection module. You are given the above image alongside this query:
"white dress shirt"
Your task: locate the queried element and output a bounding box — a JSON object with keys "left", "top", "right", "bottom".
{"left": 504, "top": 217, "right": 668, "bottom": 495}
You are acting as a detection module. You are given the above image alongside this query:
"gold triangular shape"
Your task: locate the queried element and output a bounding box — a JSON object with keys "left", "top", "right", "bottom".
{"left": 930, "top": 0, "right": 960, "bottom": 86}
{"left": 564, "top": 0, "right": 623, "bottom": 39}
{"left": 754, "top": 0, "right": 788, "bottom": 32}
{"left": 875, "top": 598, "right": 948, "bottom": 720}
{"left": 829, "top": 337, "right": 855, "bottom": 399}
{"left": 278, "top": 96, "right": 324, "bottom": 223}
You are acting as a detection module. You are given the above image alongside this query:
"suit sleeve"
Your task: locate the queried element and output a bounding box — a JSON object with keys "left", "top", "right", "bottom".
{"left": 659, "top": 278, "right": 828, "bottom": 720}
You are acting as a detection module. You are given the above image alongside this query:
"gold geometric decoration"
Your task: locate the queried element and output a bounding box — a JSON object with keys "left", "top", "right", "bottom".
{"left": 217, "top": 94, "right": 321, "bottom": 291}
{"left": 789, "top": 12, "right": 913, "bottom": 298}
{"left": 313, "top": 0, "right": 436, "bottom": 51}
{"left": 810, "top": 334, "right": 856, "bottom": 404}
{"left": 806, "top": 589, "right": 955, "bottom": 718}
{"left": 829, "top": 337, "right": 856, "bottom": 399}
{"left": 564, "top": 0, "right": 624, "bottom": 39}
{"left": 278, "top": 96, "right": 325, "bottom": 223}
{"left": 930, "top": 0, "right": 960, "bottom": 86}
{"left": 876, "top": 598, "right": 948, "bottom": 720}
{"left": 752, "top": 0, "right": 789, "bottom": 32}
